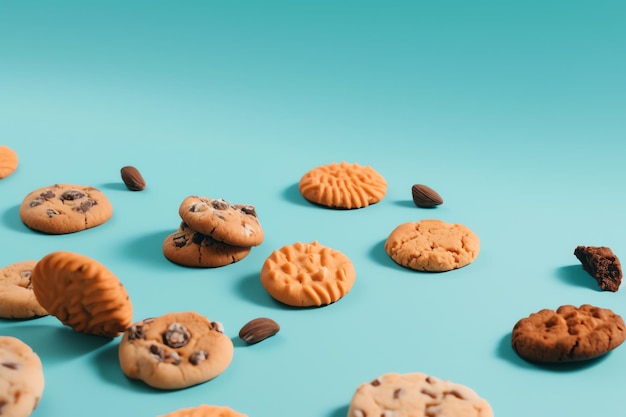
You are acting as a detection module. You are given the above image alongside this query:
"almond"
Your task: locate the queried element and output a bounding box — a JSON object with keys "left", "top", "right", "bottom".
{"left": 121, "top": 166, "right": 146, "bottom": 191}
{"left": 238, "top": 317, "right": 280, "bottom": 344}
{"left": 411, "top": 184, "right": 443, "bottom": 208}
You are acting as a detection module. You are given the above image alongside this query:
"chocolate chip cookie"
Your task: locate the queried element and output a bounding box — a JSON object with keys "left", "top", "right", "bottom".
{"left": 0, "top": 261, "right": 48, "bottom": 319}
{"left": 162, "top": 222, "right": 251, "bottom": 267}
{"left": 511, "top": 304, "right": 626, "bottom": 363}
{"left": 348, "top": 372, "right": 493, "bottom": 417}
{"left": 0, "top": 336, "right": 45, "bottom": 417}
{"left": 118, "top": 312, "right": 234, "bottom": 390}
{"left": 574, "top": 245, "right": 622, "bottom": 291}
{"left": 19, "top": 184, "right": 113, "bottom": 234}
{"left": 178, "top": 196, "right": 263, "bottom": 247}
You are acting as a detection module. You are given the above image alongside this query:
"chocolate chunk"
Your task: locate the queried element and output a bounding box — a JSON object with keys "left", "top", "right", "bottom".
{"left": 211, "top": 199, "right": 230, "bottom": 210}
{"left": 29, "top": 198, "right": 44, "bottom": 207}
{"left": 46, "top": 209, "right": 59, "bottom": 217}
{"left": 163, "top": 322, "right": 190, "bottom": 348}
{"left": 60, "top": 190, "right": 86, "bottom": 201}
{"left": 75, "top": 199, "right": 96, "bottom": 213}
{"left": 189, "top": 350, "right": 208, "bottom": 365}
{"left": 39, "top": 190, "right": 55, "bottom": 199}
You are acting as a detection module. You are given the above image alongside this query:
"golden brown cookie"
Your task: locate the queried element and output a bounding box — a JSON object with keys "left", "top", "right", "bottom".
{"left": 31, "top": 251, "right": 133, "bottom": 337}
{"left": 348, "top": 372, "right": 493, "bottom": 417}
{"left": 511, "top": 304, "right": 626, "bottom": 363}
{"left": 384, "top": 219, "right": 480, "bottom": 272}
{"left": 0, "top": 145, "right": 18, "bottom": 179}
{"left": 118, "top": 312, "right": 234, "bottom": 390}
{"left": 162, "top": 222, "right": 251, "bottom": 267}
{"left": 260, "top": 241, "right": 356, "bottom": 307}
{"left": 298, "top": 161, "right": 387, "bottom": 209}
{"left": 0, "top": 261, "right": 48, "bottom": 319}
{"left": 178, "top": 196, "right": 264, "bottom": 247}
{"left": 19, "top": 184, "right": 113, "bottom": 234}
{"left": 158, "top": 404, "right": 247, "bottom": 417}
{"left": 0, "top": 336, "right": 45, "bottom": 417}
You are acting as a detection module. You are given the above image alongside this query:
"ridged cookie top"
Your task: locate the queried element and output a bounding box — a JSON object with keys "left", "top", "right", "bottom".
{"left": 159, "top": 404, "right": 247, "bottom": 417}
{"left": 31, "top": 251, "right": 133, "bottom": 337}
{"left": 260, "top": 241, "right": 356, "bottom": 307}
{"left": 348, "top": 372, "right": 493, "bottom": 417}
{"left": 299, "top": 161, "right": 387, "bottom": 209}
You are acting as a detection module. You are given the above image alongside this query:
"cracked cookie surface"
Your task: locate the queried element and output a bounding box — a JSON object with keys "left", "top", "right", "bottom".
{"left": 511, "top": 304, "right": 626, "bottom": 363}
{"left": 384, "top": 219, "right": 480, "bottom": 272}
{"left": 19, "top": 184, "right": 113, "bottom": 234}
{"left": 299, "top": 161, "right": 387, "bottom": 209}
{"left": 0, "top": 260, "right": 48, "bottom": 319}
{"left": 0, "top": 336, "right": 45, "bottom": 417}
{"left": 574, "top": 245, "right": 622, "bottom": 291}
{"left": 178, "top": 196, "right": 263, "bottom": 247}
{"left": 31, "top": 251, "right": 133, "bottom": 337}
{"left": 260, "top": 241, "right": 356, "bottom": 307}
{"left": 118, "top": 312, "right": 234, "bottom": 390}
{"left": 347, "top": 372, "right": 493, "bottom": 417}
{"left": 162, "top": 222, "right": 251, "bottom": 267}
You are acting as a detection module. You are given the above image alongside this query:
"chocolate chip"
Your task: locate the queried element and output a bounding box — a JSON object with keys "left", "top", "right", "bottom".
{"left": 46, "top": 209, "right": 59, "bottom": 217}
{"left": 173, "top": 233, "right": 188, "bottom": 248}
{"left": 167, "top": 351, "right": 181, "bottom": 365}
{"left": 149, "top": 344, "right": 165, "bottom": 361}
{"left": 210, "top": 321, "right": 224, "bottom": 333}
{"left": 60, "top": 190, "right": 86, "bottom": 201}
{"left": 163, "top": 322, "right": 190, "bottom": 348}
{"left": 370, "top": 378, "right": 381, "bottom": 386}
{"left": 75, "top": 199, "right": 96, "bottom": 213}
{"left": 237, "top": 204, "right": 257, "bottom": 217}
{"left": 39, "top": 190, "right": 55, "bottom": 199}
{"left": 393, "top": 388, "right": 403, "bottom": 399}
{"left": 192, "top": 232, "right": 206, "bottom": 245}
{"left": 29, "top": 198, "right": 44, "bottom": 207}
{"left": 128, "top": 324, "right": 146, "bottom": 340}
{"left": 211, "top": 199, "right": 230, "bottom": 210}
{"left": 1, "top": 362, "right": 19, "bottom": 370}
{"left": 189, "top": 350, "right": 208, "bottom": 365}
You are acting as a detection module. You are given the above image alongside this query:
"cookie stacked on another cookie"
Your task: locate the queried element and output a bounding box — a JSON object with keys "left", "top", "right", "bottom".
{"left": 163, "top": 196, "right": 263, "bottom": 268}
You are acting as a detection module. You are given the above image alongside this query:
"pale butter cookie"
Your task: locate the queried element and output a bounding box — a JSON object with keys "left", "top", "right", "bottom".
{"left": 0, "top": 261, "right": 48, "bottom": 319}
{"left": 0, "top": 336, "right": 45, "bottom": 417}
{"left": 260, "top": 241, "right": 356, "bottom": 307}
{"left": 511, "top": 304, "right": 626, "bottom": 363}
{"left": 384, "top": 219, "right": 480, "bottom": 272}
{"left": 19, "top": 184, "right": 113, "bottom": 234}
{"left": 162, "top": 222, "right": 251, "bottom": 268}
{"left": 0, "top": 145, "right": 18, "bottom": 179}
{"left": 118, "top": 312, "right": 234, "bottom": 390}
{"left": 348, "top": 372, "right": 493, "bottom": 417}
{"left": 31, "top": 251, "right": 133, "bottom": 337}
{"left": 299, "top": 161, "right": 387, "bottom": 209}
{"left": 178, "top": 196, "right": 263, "bottom": 247}
{"left": 158, "top": 404, "right": 247, "bottom": 417}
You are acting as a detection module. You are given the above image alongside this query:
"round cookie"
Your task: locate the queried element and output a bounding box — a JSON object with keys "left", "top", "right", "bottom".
{"left": 0, "top": 336, "right": 45, "bottom": 417}
{"left": 163, "top": 222, "right": 251, "bottom": 268}
{"left": 159, "top": 404, "right": 247, "bottom": 417}
{"left": 178, "top": 196, "right": 264, "bottom": 247}
{"left": 118, "top": 312, "right": 234, "bottom": 390}
{"left": 31, "top": 251, "right": 133, "bottom": 337}
{"left": 260, "top": 241, "right": 356, "bottom": 307}
{"left": 511, "top": 304, "right": 626, "bottom": 363}
{"left": 0, "top": 261, "right": 48, "bottom": 319}
{"left": 0, "top": 145, "right": 19, "bottom": 179}
{"left": 298, "top": 161, "right": 387, "bottom": 209}
{"left": 384, "top": 219, "right": 480, "bottom": 272}
{"left": 347, "top": 372, "right": 493, "bottom": 417}
{"left": 19, "top": 184, "right": 113, "bottom": 234}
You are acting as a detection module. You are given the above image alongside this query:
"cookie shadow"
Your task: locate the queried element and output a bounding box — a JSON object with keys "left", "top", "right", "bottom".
{"left": 2, "top": 323, "right": 113, "bottom": 364}
{"left": 1, "top": 204, "right": 30, "bottom": 233}
{"left": 326, "top": 404, "right": 349, "bottom": 417}
{"left": 369, "top": 239, "right": 399, "bottom": 268}
{"left": 98, "top": 182, "right": 129, "bottom": 192}
{"left": 91, "top": 343, "right": 160, "bottom": 393}
{"left": 497, "top": 332, "right": 609, "bottom": 371}
{"left": 555, "top": 265, "right": 599, "bottom": 291}
{"left": 282, "top": 182, "right": 310, "bottom": 207}
{"left": 117, "top": 229, "right": 174, "bottom": 268}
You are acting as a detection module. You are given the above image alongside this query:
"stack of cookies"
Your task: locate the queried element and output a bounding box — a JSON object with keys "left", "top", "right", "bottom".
{"left": 162, "top": 196, "right": 264, "bottom": 267}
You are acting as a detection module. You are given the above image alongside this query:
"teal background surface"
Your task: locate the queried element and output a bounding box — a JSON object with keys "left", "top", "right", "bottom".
{"left": 1, "top": 1, "right": 626, "bottom": 416}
